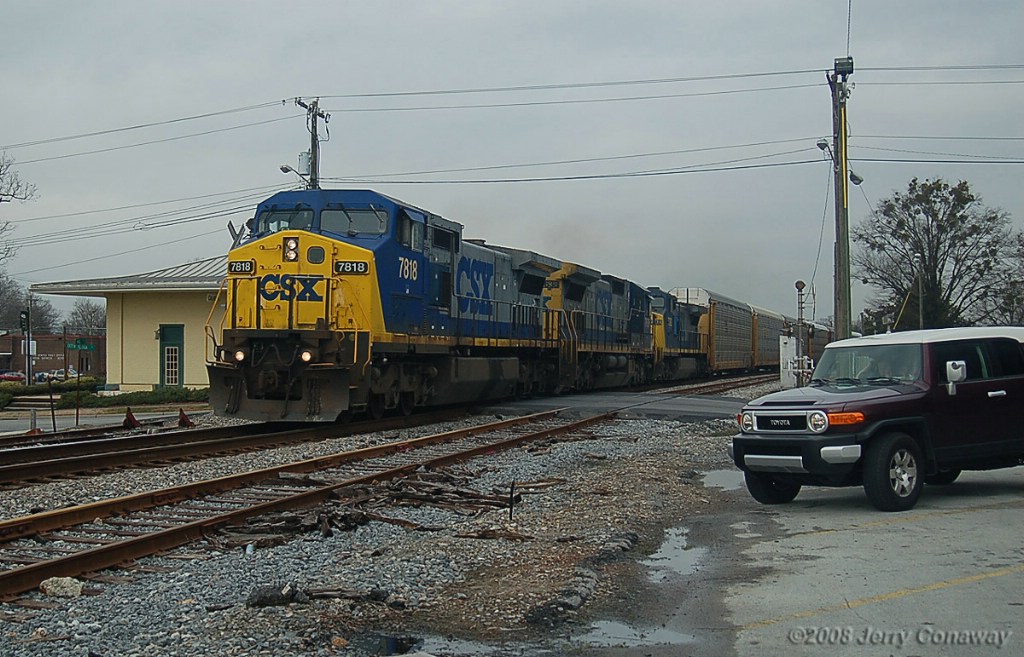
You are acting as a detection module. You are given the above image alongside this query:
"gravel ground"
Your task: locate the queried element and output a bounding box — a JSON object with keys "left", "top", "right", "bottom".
{"left": 0, "top": 383, "right": 778, "bottom": 657}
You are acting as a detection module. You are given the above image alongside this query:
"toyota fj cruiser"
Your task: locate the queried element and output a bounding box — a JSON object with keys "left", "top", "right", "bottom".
{"left": 731, "top": 327, "right": 1024, "bottom": 511}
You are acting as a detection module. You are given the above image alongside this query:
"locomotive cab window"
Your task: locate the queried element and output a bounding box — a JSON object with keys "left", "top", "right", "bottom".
{"left": 399, "top": 213, "right": 424, "bottom": 251}
{"left": 321, "top": 208, "right": 388, "bottom": 236}
{"left": 255, "top": 209, "right": 314, "bottom": 234}
{"left": 432, "top": 227, "right": 458, "bottom": 252}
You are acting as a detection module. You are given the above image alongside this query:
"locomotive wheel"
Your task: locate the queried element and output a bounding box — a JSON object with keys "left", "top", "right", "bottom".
{"left": 367, "top": 393, "right": 386, "bottom": 420}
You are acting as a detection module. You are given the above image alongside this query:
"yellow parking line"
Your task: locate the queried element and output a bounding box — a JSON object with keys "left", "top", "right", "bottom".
{"left": 742, "top": 562, "right": 1024, "bottom": 630}
{"left": 790, "top": 499, "right": 1024, "bottom": 538}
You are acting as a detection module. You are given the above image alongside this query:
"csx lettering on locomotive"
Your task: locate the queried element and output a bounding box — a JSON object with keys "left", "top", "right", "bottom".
{"left": 455, "top": 256, "right": 494, "bottom": 314}
{"left": 258, "top": 274, "right": 325, "bottom": 302}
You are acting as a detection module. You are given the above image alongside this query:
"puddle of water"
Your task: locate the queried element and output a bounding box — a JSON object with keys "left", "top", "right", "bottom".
{"left": 642, "top": 527, "right": 707, "bottom": 582}
{"left": 575, "top": 620, "right": 697, "bottom": 647}
{"left": 346, "top": 634, "right": 422, "bottom": 655}
{"left": 702, "top": 468, "right": 744, "bottom": 490}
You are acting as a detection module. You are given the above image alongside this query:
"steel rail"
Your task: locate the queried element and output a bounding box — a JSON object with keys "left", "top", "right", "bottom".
{"left": 0, "top": 407, "right": 606, "bottom": 597}
{"left": 0, "top": 409, "right": 469, "bottom": 484}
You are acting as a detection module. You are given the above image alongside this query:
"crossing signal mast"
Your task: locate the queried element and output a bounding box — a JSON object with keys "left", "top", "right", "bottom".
{"left": 19, "top": 307, "right": 32, "bottom": 381}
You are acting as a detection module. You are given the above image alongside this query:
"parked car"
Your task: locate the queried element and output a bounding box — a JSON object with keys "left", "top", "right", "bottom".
{"left": 0, "top": 371, "right": 27, "bottom": 383}
{"left": 731, "top": 326, "right": 1024, "bottom": 512}
{"left": 46, "top": 368, "right": 78, "bottom": 381}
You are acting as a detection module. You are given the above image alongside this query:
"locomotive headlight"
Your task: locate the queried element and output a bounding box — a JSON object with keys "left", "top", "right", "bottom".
{"left": 300, "top": 349, "right": 314, "bottom": 363}
{"left": 233, "top": 349, "right": 247, "bottom": 363}
{"left": 283, "top": 237, "right": 299, "bottom": 262}
{"left": 739, "top": 411, "right": 754, "bottom": 432}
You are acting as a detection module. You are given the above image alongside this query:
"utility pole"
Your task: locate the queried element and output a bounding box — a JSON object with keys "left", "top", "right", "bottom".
{"left": 828, "top": 56, "right": 854, "bottom": 340}
{"left": 294, "top": 98, "right": 330, "bottom": 189}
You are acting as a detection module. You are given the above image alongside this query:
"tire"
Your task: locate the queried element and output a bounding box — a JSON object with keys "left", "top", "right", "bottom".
{"left": 925, "top": 469, "right": 961, "bottom": 486}
{"left": 743, "top": 471, "right": 801, "bottom": 505}
{"left": 863, "top": 432, "right": 923, "bottom": 511}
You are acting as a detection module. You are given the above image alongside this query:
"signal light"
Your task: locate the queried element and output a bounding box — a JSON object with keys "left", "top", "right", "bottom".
{"left": 19, "top": 309, "right": 29, "bottom": 332}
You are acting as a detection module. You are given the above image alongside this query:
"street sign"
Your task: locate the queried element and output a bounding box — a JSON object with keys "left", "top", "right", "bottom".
{"left": 68, "top": 342, "right": 95, "bottom": 351}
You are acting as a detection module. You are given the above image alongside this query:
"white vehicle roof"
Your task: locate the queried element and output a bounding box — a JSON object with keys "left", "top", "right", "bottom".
{"left": 827, "top": 326, "right": 1024, "bottom": 349}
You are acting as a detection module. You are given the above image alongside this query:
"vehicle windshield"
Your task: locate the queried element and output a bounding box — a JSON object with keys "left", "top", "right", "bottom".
{"left": 810, "top": 343, "right": 923, "bottom": 385}
{"left": 253, "top": 208, "right": 314, "bottom": 234}
{"left": 321, "top": 208, "right": 389, "bottom": 236}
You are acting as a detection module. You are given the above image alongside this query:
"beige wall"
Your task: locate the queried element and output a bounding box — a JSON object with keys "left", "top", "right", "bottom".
{"left": 106, "top": 291, "right": 224, "bottom": 392}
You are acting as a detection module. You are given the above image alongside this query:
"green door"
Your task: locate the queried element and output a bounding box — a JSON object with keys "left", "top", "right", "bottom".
{"left": 159, "top": 324, "right": 184, "bottom": 387}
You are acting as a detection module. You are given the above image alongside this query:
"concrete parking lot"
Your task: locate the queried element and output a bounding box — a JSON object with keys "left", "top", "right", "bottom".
{"left": 723, "top": 469, "right": 1024, "bottom": 656}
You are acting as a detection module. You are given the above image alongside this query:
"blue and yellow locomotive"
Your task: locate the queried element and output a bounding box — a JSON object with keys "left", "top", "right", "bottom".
{"left": 206, "top": 188, "right": 818, "bottom": 422}
{"left": 207, "top": 189, "right": 708, "bottom": 421}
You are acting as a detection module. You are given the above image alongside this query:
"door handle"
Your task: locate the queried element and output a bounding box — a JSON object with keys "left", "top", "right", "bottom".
{"left": 988, "top": 390, "right": 1007, "bottom": 398}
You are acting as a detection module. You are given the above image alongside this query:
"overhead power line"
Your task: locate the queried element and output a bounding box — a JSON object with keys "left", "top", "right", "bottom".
{"left": 6, "top": 63, "right": 1021, "bottom": 152}
{"left": 13, "top": 184, "right": 281, "bottom": 224}
{"left": 331, "top": 137, "right": 820, "bottom": 180}
{"left": 15, "top": 116, "right": 302, "bottom": 166}
{"left": 13, "top": 228, "right": 226, "bottom": 278}
{"left": 0, "top": 101, "right": 287, "bottom": 150}
{"left": 329, "top": 156, "right": 823, "bottom": 185}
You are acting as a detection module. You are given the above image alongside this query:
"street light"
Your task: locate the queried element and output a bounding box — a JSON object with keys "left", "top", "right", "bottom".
{"left": 817, "top": 140, "right": 864, "bottom": 187}
{"left": 280, "top": 164, "right": 312, "bottom": 189}
{"left": 817, "top": 137, "right": 864, "bottom": 339}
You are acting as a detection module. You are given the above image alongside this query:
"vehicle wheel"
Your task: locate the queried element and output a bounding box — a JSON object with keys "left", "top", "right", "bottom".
{"left": 924, "top": 469, "right": 961, "bottom": 486}
{"left": 863, "top": 432, "right": 923, "bottom": 511}
{"left": 743, "top": 471, "right": 801, "bottom": 505}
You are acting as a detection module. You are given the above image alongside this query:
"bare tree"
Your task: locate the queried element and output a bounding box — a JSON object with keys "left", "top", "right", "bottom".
{"left": 978, "top": 232, "right": 1024, "bottom": 325}
{"left": 1, "top": 153, "right": 38, "bottom": 267}
{"left": 852, "top": 178, "right": 1017, "bottom": 328}
{"left": 66, "top": 298, "right": 107, "bottom": 331}
{"left": 0, "top": 272, "right": 62, "bottom": 332}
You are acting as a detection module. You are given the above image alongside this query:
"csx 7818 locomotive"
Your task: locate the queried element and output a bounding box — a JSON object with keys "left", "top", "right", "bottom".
{"left": 206, "top": 189, "right": 822, "bottom": 422}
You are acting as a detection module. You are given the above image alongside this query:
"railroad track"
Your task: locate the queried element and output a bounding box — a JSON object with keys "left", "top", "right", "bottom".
{"left": 657, "top": 373, "right": 778, "bottom": 396}
{"left": 0, "top": 416, "right": 171, "bottom": 450}
{"left": 0, "top": 410, "right": 468, "bottom": 487}
{"left": 0, "top": 407, "right": 614, "bottom": 598}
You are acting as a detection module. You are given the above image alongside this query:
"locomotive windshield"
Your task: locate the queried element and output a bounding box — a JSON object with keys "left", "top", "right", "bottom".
{"left": 253, "top": 209, "right": 314, "bottom": 234}
{"left": 322, "top": 208, "right": 389, "bottom": 236}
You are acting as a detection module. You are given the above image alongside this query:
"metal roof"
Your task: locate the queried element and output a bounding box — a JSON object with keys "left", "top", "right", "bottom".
{"left": 29, "top": 255, "right": 227, "bottom": 297}
{"left": 829, "top": 326, "right": 1024, "bottom": 348}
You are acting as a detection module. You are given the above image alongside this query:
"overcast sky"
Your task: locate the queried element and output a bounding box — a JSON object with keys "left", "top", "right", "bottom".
{"left": 2, "top": 0, "right": 1022, "bottom": 321}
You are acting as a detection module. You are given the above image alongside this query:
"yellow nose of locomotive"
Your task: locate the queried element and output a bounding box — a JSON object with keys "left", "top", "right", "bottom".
{"left": 208, "top": 230, "right": 383, "bottom": 421}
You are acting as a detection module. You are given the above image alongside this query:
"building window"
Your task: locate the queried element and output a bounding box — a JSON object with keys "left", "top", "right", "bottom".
{"left": 164, "top": 347, "right": 180, "bottom": 386}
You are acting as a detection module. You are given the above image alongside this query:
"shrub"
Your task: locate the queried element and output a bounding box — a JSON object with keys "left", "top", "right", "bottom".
{"left": 55, "top": 387, "right": 209, "bottom": 409}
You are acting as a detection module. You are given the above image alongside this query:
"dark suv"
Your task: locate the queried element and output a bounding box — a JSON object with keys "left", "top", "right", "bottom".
{"left": 731, "top": 327, "right": 1024, "bottom": 511}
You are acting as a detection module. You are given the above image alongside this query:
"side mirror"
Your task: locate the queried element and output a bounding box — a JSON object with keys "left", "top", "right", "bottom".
{"left": 946, "top": 360, "right": 966, "bottom": 396}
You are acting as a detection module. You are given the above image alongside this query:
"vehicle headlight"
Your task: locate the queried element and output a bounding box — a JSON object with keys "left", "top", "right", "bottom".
{"left": 807, "top": 410, "right": 829, "bottom": 433}
{"left": 739, "top": 411, "right": 754, "bottom": 432}
{"left": 300, "top": 349, "right": 314, "bottom": 363}
{"left": 233, "top": 349, "right": 247, "bottom": 363}
{"left": 284, "top": 237, "right": 299, "bottom": 262}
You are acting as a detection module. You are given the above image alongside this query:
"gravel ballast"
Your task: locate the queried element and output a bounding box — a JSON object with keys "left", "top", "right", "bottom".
{"left": 0, "top": 384, "right": 777, "bottom": 657}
